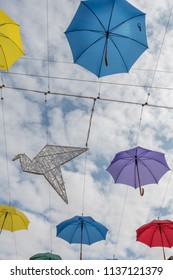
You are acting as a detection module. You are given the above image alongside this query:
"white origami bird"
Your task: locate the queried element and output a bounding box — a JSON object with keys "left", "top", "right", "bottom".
{"left": 13, "top": 144, "right": 88, "bottom": 204}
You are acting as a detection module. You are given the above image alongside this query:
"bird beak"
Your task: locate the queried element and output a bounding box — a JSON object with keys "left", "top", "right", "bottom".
{"left": 12, "top": 155, "right": 20, "bottom": 161}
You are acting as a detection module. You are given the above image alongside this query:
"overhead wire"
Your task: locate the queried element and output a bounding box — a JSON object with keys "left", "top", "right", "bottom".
{"left": 9, "top": 54, "right": 173, "bottom": 75}
{"left": 3, "top": 69, "right": 173, "bottom": 91}
{"left": 0, "top": 76, "right": 18, "bottom": 259}
{"left": 46, "top": 0, "right": 53, "bottom": 254}
{"left": 151, "top": 4, "right": 173, "bottom": 220}
{"left": 0, "top": 85, "right": 11, "bottom": 205}
{"left": 136, "top": 4, "right": 173, "bottom": 146}
{"left": 113, "top": 186, "right": 129, "bottom": 259}
{"left": 3, "top": 83, "right": 173, "bottom": 111}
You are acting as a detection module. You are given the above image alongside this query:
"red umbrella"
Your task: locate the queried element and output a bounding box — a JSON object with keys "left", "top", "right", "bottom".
{"left": 136, "top": 219, "right": 173, "bottom": 259}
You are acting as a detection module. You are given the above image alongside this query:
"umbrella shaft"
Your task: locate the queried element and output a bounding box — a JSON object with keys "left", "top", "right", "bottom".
{"left": 0, "top": 212, "right": 8, "bottom": 234}
{"left": 104, "top": 32, "right": 109, "bottom": 67}
{"left": 80, "top": 243, "right": 82, "bottom": 260}
{"left": 136, "top": 160, "right": 144, "bottom": 196}
{"left": 80, "top": 220, "right": 83, "bottom": 260}
{"left": 158, "top": 223, "right": 166, "bottom": 260}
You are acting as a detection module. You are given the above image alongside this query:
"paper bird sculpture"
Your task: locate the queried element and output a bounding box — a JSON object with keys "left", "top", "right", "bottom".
{"left": 13, "top": 144, "right": 88, "bottom": 204}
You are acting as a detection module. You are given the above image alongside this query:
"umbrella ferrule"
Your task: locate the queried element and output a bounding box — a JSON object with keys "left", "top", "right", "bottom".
{"left": 105, "top": 31, "right": 109, "bottom": 38}
{"left": 135, "top": 155, "right": 138, "bottom": 165}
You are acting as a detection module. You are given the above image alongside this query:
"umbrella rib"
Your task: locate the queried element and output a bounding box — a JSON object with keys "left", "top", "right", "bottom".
{"left": 74, "top": 35, "right": 105, "bottom": 63}
{"left": 111, "top": 33, "right": 148, "bottom": 48}
{"left": 93, "top": 224, "right": 107, "bottom": 240}
{"left": 84, "top": 221, "right": 107, "bottom": 245}
{"left": 0, "top": 45, "right": 8, "bottom": 70}
{"left": 0, "top": 33, "right": 24, "bottom": 54}
{"left": 84, "top": 223, "right": 91, "bottom": 245}
{"left": 137, "top": 157, "right": 169, "bottom": 183}
{"left": 109, "top": 33, "right": 147, "bottom": 66}
{"left": 17, "top": 212, "right": 28, "bottom": 228}
{"left": 109, "top": 158, "right": 134, "bottom": 184}
{"left": 161, "top": 226, "right": 173, "bottom": 248}
{"left": 68, "top": 223, "right": 81, "bottom": 244}
{"left": 149, "top": 225, "right": 158, "bottom": 247}
{"left": 82, "top": 2, "right": 106, "bottom": 31}
{"left": 0, "top": 32, "right": 24, "bottom": 71}
{"left": 110, "top": 13, "right": 145, "bottom": 33}
{"left": 127, "top": 149, "right": 170, "bottom": 183}
{"left": 127, "top": 150, "right": 169, "bottom": 169}
{"left": 107, "top": 0, "right": 116, "bottom": 31}
{"left": 109, "top": 36, "right": 129, "bottom": 72}
{"left": 140, "top": 155, "right": 170, "bottom": 169}
{"left": 65, "top": 29, "right": 104, "bottom": 34}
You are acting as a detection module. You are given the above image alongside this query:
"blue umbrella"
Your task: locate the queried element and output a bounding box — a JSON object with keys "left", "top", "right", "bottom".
{"left": 56, "top": 215, "right": 108, "bottom": 259}
{"left": 65, "top": 0, "right": 148, "bottom": 77}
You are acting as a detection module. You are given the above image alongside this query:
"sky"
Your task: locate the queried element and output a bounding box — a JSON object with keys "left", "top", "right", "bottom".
{"left": 1, "top": 0, "right": 173, "bottom": 260}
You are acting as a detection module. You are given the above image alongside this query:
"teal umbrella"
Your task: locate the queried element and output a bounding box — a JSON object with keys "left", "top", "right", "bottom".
{"left": 30, "top": 252, "right": 62, "bottom": 260}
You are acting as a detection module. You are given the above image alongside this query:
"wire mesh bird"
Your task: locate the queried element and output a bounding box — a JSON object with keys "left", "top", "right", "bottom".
{"left": 13, "top": 144, "right": 88, "bottom": 204}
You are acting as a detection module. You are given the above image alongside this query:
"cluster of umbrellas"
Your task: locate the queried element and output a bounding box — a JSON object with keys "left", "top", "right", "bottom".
{"left": 1, "top": 0, "right": 173, "bottom": 260}
{"left": 1, "top": 145, "right": 173, "bottom": 259}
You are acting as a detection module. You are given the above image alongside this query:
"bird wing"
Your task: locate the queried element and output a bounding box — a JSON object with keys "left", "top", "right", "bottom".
{"left": 44, "top": 165, "right": 68, "bottom": 204}
{"left": 35, "top": 144, "right": 88, "bottom": 166}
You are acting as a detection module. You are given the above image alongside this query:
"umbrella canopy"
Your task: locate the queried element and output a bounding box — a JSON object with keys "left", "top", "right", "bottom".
{"left": 30, "top": 252, "right": 62, "bottom": 260}
{"left": 56, "top": 215, "right": 108, "bottom": 260}
{"left": 106, "top": 146, "right": 170, "bottom": 196}
{"left": 0, "top": 9, "right": 24, "bottom": 71}
{"left": 136, "top": 219, "right": 173, "bottom": 260}
{"left": 0, "top": 204, "right": 30, "bottom": 233}
{"left": 65, "top": 0, "right": 148, "bottom": 77}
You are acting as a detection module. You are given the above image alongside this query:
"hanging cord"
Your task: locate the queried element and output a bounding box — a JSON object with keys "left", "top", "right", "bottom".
{"left": 158, "top": 161, "right": 173, "bottom": 219}
{"left": 0, "top": 81, "right": 18, "bottom": 259}
{"left": 135, "top": 5, "right": 173, "bottom": 146}
{"left": 156, "top": 6, "right": 173, "bottom": 219}
{"left": 46, "top": 0, "right": 50, "bottom": 93}
{"left": 82, "top": 99, "right": 96, "bottom": 214}
{"left": 147, "top": 5, "right": 173, "bottom": 105}
{"left": 0, "top": 87, "right": 11, "bottom": 204}
{"left": 114, "top": 186, "right": 128, "bottom": 258}
{"left": 85, "top": 78, "right": 101, "bottom": 147}
{"left": 82, "top": 81, "right": 101, "bottom": 214}
{"left": 142, "top": 156, "right": 173, "bottom": 259}
{"left": 44, "top": 93, "right": 49, "bottom": 144}
{"left": 48, "top": 176, "right": 53, "bottom": 253}
{"left": 81, "top": 151, "right": 88, "bottom": 215}
{"left": 85, "top": 98, "right": 96, "bottom": 148}
{"left": 46, "top": 0, "right": 52, "bottom": 253}
{"left": 135, "top": 104, "right": 145, "bottom": 146}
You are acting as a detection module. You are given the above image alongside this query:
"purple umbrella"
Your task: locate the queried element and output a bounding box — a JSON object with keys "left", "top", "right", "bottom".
{"left": 106, "top": 146, "right": 170, "bottom": 196}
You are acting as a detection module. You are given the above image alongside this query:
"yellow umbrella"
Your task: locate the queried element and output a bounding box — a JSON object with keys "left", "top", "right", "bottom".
{"left": 0, "top": 204, "right": 30, "bottom": 233}
{"left": 0, "top": 10, "right": 24, "bottom": 71}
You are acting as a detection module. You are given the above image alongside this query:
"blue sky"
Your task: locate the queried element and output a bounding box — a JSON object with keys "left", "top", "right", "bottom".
{"left": 1, "top": 0, "right": 173, "bottom": 260}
